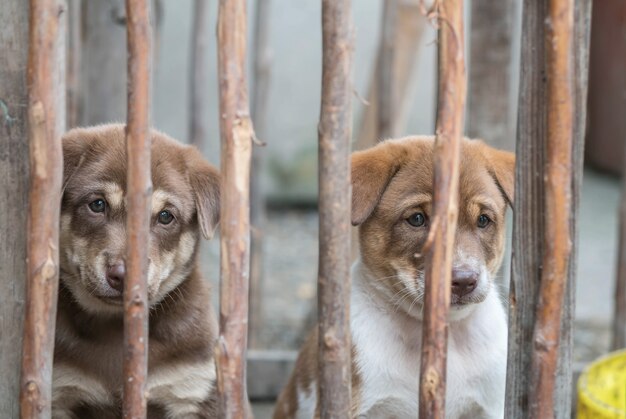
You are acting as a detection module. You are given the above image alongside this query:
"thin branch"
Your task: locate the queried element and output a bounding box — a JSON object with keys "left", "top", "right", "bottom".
{"left": 418, "top": 0, "right": 466, "bottom": 417}
{"left": 122, "top": 0, "right": 152, "bottom": 417}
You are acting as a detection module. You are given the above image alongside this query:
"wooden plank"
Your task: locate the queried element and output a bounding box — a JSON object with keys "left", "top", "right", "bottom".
{"left": 215, "top": 0, "right": 254, "bottom": 417}
{"left": 467, "top": 0, "right": 515, "bottom": 150}
{"left": 318, "top": 0, "right": 353, "bottom": 417}
{"left": 123, "top": 0, "right": 152, "bottom": 417}
{"left": 377, "top": 0, "right": 399, "bottom": 139}
{"left": 527, "top": 0, "right": 575, "bottom": 415}
{"left": 0, "top": 0, "right": 29, "bottom": 415}
{"left": 249, "top": 0, "right": 272, "bottom": 350}
{"left": 19, "top": 0, "right": 66, "bottom": 417}
{"left": 505, "top": 1, "right": 591, "bottom": 417}
{"left": 418, "top": 1, "right": 466, "bottom": 417}
{"left": 189, "top": 0, "right": 210, "bottom": 149}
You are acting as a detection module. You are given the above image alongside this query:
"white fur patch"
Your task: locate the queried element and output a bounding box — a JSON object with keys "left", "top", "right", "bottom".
{"left": 350, "top": 261, "right": 507, "bottom": 419}
{"left": 295, "top": 382, "right": 317, "bottom": 419}
{"left": 147, "top": 359, "right": 216, "bottom": 417}
{"left": 52, "top": 364, "right": 113, "bottom": 411}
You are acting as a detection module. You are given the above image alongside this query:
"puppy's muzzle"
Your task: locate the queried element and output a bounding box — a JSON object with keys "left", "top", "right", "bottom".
{"left": 451, "top": 268, "right": 478, "bottom": 298}
{"left": 106, "top": 261, "right": 126, "bottom": 293}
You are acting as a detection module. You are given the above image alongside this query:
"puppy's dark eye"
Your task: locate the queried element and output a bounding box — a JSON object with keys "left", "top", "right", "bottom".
{"left": 477, "top": 214, "right": 491, "bottom": 228}
{"left": 407, "top": 212, "right": 426, "bottom": 227}
{"left": 158, "top": 210, "right": 174, "bottom": 225}
{"left": 88, "top": 199, "right": 106, "bottom": 213}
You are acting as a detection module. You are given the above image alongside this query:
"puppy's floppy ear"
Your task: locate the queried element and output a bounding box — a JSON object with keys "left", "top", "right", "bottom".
{"left": 479, "top": 142, "right": 515, "bottom": 206}
{"left": 351, "top": 142, "right": 403, "bottom": 226}
{"left": 187, "top": 150, "right": 221, "bottom": 240}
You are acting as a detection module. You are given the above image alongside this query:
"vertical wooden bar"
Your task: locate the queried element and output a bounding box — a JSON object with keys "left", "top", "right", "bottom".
{"left": 249, "top": 0, "right": 272, "bottom": 350}
{"left": 123, "top": 0, "right": 152, "bottom": 418}
{"left": 614, "top": 163, "right": 626, "bottom": 350}
{"left": 418, "top": 0, "right": 465, "bottom": 418}
{"left": 505, "top": 1, "right": 548, "bottom": 415}
{"left": 317, "top": 0, "right": 353, "bottom": 417}
{"left": 556, "top": 0, "right": 592, "bottom": 413}
{"left": 377, "top": 0, "right": 398, "bottom": 140}
{"left": 467, "top": 0, "right": 516, "bottom": 150}
{"left": 19, "top": 0, "right": 66, "bottom": 417}
{"left": 527, "top": 0, "right": 574, "bottom": 416}
{"left": 215, "top": 0, "right": 254, "bottom": 417}
{"left": 66, "top": 0, "right": 81, "bottom": 129}
{"left": 0, "top": 1, "right": 29, "bottom": 416}
{"left": 189, "top": 0, "right": 209, "bottom": 149}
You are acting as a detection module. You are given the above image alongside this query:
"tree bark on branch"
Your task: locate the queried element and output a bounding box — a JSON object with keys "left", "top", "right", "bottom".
{"left": 317, "top": 1, "right": 353, "bottom": 418}
{"left": 123, "top": 0, "right": 152, "bottom": 417}
{"left": 418, "top": 0, "right": 466, "bottom": 417}
{"left": 215, "top": 0, "right": 254, "bottom": 417}
{"left": 20, "top": 0, "right": 66, "bottom": 417}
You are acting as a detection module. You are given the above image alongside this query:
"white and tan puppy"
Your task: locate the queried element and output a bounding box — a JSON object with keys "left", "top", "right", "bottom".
{"left": 274, "top": 136, "right": 514, "bottom": 419}
{"left": 53, "top": 125, "right": 220, "bottom": 418}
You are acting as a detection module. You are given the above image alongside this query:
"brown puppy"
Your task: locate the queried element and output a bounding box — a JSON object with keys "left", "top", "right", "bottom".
{"left": 274, "top": 136, "right": 514, "bottom": 419}
{"left": 53, "top": 124, "right": 220, "bottom": 418}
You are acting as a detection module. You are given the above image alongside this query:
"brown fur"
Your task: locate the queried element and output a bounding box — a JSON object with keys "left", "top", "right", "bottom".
{"left": 53, "top": 124, "right": 220, "bottom": 418}
{"left": 274, "top": 136, "right": 515, "bottom": 418}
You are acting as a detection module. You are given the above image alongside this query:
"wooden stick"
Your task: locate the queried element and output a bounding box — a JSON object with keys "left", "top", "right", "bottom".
{"left": 318, "top": 1, "right": 353, "bottom": 417}
{"left": 66, "top": 0, "right": 81, "bottom": 129}
{"left": 19, "top": 0, "right": 66, "bottom": 417}
{"left": 418, "top": 0, "right": 465, "bottom": 417}
{"left": 123, "top": 0, "right": 152, "bottom": 417}
{"left": 466, "top": 0, "right": 515, "bottom": 150}
{"left": 377, "top": 0, "right": 398, "bottom": 140}
{"left": 189, "top": 0, "right": 209, "bottom": 149}
{"left": 215, "top": 0, "right": 254, "bottom": 417}
{"left": 249, "top": 0, "right": 272, "bottom": 350}
{"left": 527, "top": 0, "right": 574, "bottom": 417}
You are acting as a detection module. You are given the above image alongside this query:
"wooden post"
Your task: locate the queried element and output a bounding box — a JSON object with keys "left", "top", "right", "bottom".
{"left": 66, "top": 0, "right": 81, "bottom": 129}
{"left": 215, "top": 0, "right": 254, "bottom": 417}
{"left": 467, "top": 0, "right": 516, "bottom": 150}
{"left": 527, "top": 1, "right": 574, "bottom": 416}
{"left": 614, "top": 158, "right": 626, "bottom": 350}
{"left": 19, "top": 0, "right": 66, "bottom": 417}
{"left": 123, "top": 0, "right": 152, "bottom": 417}
{"left": 505, "top": 0, "right": 590, "bottom": 417}
{"left": 318, "top": 1, "right": 353, "bottom": 417}
{"left": 418, "top": 0, "right": 465, "bottom": 418}
{"left": 249, "top": 0, "right": 272, "bottom": 350}
{"left": 0, "top": 1, "right": 29, "bottom": 416}
{"left": 189, "top": 0, "right": 210, "bottom": 149}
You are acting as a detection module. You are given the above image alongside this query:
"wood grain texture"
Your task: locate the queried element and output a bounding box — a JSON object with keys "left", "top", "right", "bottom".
{"left": 123, "top": 0, "right": 152, "bottom": 417}
{"left": 249, "top": 0, "right": 272, "bottom": 350}
{"left": 189, "top": 0, "right": 210, "bottom": 149}
{"left": 505, "top": 1, "right": 591, "bottom": 417}
{"left": 318, "top": 0, "right": 353, "bottom": 417}
{"left": 418, "top": 1, "right": 466, "bottom": 417}
{"left": 0, "top": 1, "right": 29, "bottom": 416}
{"left": 215, "top": 0, "right": 254, "bottom": 417}
{"left": 527, "top": 0, "right": 574, "bottom": 416}
{"left": 20, "top": 0, "right": 66, "bottom": 417}
{"left": 467, "top": 0, "right": 515, "bottom": 150}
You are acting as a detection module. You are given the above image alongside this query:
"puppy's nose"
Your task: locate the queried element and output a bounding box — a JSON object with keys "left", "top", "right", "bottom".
{"left": 106, "top": 262, "right": 126, "bottom": 292}
{"left": 451, "top": 269, "right": 478, "bottom": 297}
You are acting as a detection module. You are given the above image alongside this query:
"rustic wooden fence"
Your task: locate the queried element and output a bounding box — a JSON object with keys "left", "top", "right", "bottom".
{"left": 0, "top": 0, "right": 601, "bottom": 418}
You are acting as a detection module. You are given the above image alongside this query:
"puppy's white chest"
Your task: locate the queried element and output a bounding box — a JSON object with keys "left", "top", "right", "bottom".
{"left": 351, "top": 283, "right": 507, "bottom": 419}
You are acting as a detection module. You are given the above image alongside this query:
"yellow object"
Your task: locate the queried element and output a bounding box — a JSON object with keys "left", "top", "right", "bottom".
{"left": 578, "top": 349, "right": 626, "bottom": 418}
